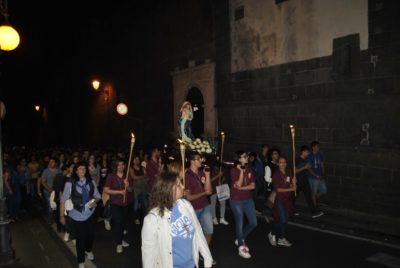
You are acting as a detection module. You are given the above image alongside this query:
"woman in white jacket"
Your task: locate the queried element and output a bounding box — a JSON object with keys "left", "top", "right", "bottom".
{"left": 142, "top": 170, "right": 213, "bottom": 268}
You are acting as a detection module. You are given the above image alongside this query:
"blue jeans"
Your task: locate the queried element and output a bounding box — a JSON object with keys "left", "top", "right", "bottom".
{"left": 230, "top": 199, "right": 258, "bottom": 246}
{"left": 195, "top": 205, "right": 213, "bottom": 235}
{"left": 133, "top": 192, "right": 148, "bottom": 220}
{"left": 6, "top": 188, "right": 21, "bottom": 218}
{"left": 273, "top": 201, "right": 288, "bottom": 239}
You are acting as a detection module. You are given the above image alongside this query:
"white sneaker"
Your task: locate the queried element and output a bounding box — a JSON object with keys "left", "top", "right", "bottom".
{"left": 312, "top": 211, "right": 324, "bottom": 218}
{"left": 122, "top": 240, "right": 130, "bottom": 247}
{"left": 219, "top": 218, "right": 229, "bottom": 225}
{"left": 238, "top": 245, "right": 251, "bottom": 259}
{"left": 85, "top": 251, "right": 94, "bottom": 260}
{"left": 134, "top": 219, "right": 140, "bottom": 225}
{"left": 277, "top": 238, "right": 292, "bottom": 247}
{"left": 116, "top": 245, "right": 123, "bottom": 253}
{"left": 104, "top": 219, "right": 111, "bottom": 231}
{"left": 78, "top": 263, "right": 85, "bottom": 268}
{"left": 63, "top": 232, "right": 70, "bottom": 242}
{"left": 268, "top": 232, "right": 277, "bottom": 246}
{"left": 212, "top": 218, "right": 219, "bottom": 225}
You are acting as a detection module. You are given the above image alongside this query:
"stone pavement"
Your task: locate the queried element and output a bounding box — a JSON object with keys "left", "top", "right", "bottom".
{"left": 6, "top": 216, "right": 75, "bottom": 268}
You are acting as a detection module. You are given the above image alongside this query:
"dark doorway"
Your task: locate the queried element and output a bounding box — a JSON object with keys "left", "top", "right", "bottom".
{"left": 186, "top": 87, "right": 204, "bottom": 138}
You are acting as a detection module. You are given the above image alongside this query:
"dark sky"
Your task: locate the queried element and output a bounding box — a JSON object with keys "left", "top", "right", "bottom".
{"left": 0, "top": 1, "right": 151, "bottom": 148}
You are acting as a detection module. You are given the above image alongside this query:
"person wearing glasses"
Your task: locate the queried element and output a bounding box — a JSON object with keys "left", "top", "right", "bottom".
{"left": 230, "top": 151, "right": 257, "bottom": 259}
{"left": 184, "top": 151, "right": 216, "bottom": 265}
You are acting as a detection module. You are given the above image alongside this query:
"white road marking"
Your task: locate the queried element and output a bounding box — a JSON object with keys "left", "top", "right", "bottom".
{"left": 38, "top": 242, "right": 45, "bottom": 251}
{"left": 44, "top": 255, "right": 51, "bottom": 264}
{"left": 366, "top": 252, "right": 400, "bottom": 268}
{"left": 288, "top": 220, "right": 400, "bottom": 250}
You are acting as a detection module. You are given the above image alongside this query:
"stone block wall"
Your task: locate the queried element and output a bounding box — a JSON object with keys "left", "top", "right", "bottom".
{"left": 214, "top": 0, "right": 400, "bottom": 218}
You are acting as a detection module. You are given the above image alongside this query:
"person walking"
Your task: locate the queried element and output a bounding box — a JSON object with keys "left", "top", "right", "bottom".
{"left": 230, "top": 151, "right": 258, "bottom": 259}
{"left": 142, "top": 170, "right": 213, "bottom": 268}
{"left": 103, "top": 159, "right": 134, "bottom": 253}
{"left": 268, "top": 157, "right": 296, "bottom": 247}
{"left": 60, "top": 162, "right": 101, "bottom": 268}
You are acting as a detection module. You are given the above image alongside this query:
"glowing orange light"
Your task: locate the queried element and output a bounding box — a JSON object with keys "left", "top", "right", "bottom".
{"left": 34, "top": 105, "right": 40, "bottom": 112}
{"left": 92, "top": 80, "right": 100, "bottom": 90}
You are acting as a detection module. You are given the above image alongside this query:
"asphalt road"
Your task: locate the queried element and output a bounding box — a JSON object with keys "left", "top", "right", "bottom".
{"left": 9, "top": 204, "right": 400, "bottom": 268}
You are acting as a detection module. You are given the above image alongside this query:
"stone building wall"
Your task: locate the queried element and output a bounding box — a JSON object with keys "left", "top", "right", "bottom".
{"left": 214, "top": 0, "right": 400, "bottom": 220}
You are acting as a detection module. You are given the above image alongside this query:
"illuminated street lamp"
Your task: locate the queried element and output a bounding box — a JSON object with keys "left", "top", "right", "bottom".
{"left": 116, "top": 102, "right": 128, "bottom": 116}
{"left": 91, "top": 79, "right": 109, "bottom": 100}
{"left": 0, "top": 0, "right": 20, "bottom": 52}
{"left": 92, "top": 79, "right": 100, "bottom": 90}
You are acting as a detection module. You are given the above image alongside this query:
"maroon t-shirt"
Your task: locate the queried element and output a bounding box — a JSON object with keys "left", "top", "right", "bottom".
{"left": 230, "top": 167, "right": 255, "bottom": 201}
{"left": 210, "top": 166, "right": 221, "bottom": 194}
{"left": 185, "top": 169, "right": 209, "bottom": 210}
{"left": 105, "top": 173, "right": 134, "bottom": 206}
{"left": 146, "top": 160, "right": 160, "bottom": 192}
{"left": 272, "top": 169, "right": 294, "bottom": 202}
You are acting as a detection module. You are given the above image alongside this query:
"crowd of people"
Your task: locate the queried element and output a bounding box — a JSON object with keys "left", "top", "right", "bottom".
{"left": 1, "top": 140, "right": 327, "bottom": 267}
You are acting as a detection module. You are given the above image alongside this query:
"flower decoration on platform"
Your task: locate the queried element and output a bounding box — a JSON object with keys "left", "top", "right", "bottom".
{"left": 185, "top": 138, "right": 213, "bottom": 155}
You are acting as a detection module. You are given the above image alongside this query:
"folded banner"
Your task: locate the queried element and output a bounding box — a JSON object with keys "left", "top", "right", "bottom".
{"left": 216, "top": 184, "right": 230, "bottom": 201}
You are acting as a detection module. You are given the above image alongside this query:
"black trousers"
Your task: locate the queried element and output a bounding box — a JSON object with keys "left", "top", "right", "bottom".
{"left": 111, "top": 204, "right": 130, "bottom": 245}
{"left": 70, "top": 214, "right": 96, "bottom": 263}
{"left": 295, "top": 176, "right": 317, "bottom": 214}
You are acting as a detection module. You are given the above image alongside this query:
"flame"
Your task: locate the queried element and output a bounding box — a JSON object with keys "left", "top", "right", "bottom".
{"left": 177, "top": 138, "right": 183, "bottom": 144}
{"left": 131, "top": 133, "right": 135, "bottom": 138}
{"left": 289, "top": 125, "right": 294, "bottom": 129}
{"left": 220, "top": 131, "right": 225, "bottom": 136}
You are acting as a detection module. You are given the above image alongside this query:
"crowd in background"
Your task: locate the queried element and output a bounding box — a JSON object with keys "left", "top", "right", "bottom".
{"left": 1, "top": 141, "right": 327, "bottom": 267}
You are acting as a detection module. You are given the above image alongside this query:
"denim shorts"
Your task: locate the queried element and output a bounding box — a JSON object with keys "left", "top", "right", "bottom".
{"left": 195, "top": 204, "right": 213, "bottom": 235}
{"left": 309, "top": 178, "right": 327, "bottom": 196}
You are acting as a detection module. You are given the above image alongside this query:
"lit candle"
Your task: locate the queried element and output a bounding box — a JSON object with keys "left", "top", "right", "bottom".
{"left": 124, "top": 132, "right": 135, "bottom": 203}
{"left": 178, "top": 139, "right": 186, "bottom": 189}
{"left": 219, "top": 132, "right": 226, "bottom": 184}
{"left": 289, "top": 125, "right": 296, "bottom": 196}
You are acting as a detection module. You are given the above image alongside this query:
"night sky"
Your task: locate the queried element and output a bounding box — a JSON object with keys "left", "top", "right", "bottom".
{"left": 0, "top": 1, "right": 153, "bottom": 148}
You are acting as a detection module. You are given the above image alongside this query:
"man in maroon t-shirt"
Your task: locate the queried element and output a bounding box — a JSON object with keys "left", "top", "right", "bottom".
{"left": 184, "top": 151, "right": 213, "bottom": 244}
{"left": 146, "top": 148, "right": 163, "bottom": 193}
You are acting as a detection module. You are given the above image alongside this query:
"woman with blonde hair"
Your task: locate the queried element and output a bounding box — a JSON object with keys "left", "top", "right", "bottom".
{"left": 142, "top": 169, "right": 213, "bottom": 268}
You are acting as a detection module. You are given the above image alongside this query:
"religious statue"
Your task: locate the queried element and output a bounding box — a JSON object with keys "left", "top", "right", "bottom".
{"left": 178, "top": 101, "right": 195, "bottom": 143}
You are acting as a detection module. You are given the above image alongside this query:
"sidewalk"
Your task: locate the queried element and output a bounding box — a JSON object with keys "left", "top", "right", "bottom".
{"left": 5, "top": 216, "right": 75, "bottom": 268}
{"left": 276, "top": 198, "right": 400, "bottom": 248}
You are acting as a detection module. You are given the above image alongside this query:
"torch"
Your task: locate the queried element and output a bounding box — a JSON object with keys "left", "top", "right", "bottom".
{"left": 124, "top": 132, "right": 135, "bottom": 203}
{"left": 178, "top": 139, "right": 186, "bottom": 188}
{"left": 219, "top": 132, "right": 226, "bottom": 184}
{"left": 289, "top": 125, "right": 296, "bottom": 196}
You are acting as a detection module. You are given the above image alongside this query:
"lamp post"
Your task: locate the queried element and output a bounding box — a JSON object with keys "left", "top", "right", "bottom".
{"left": 0, "top": 101, "right": 15, "bottom": 265}
{"left": 0, "top": 0, "right": 20, "bottom": 264}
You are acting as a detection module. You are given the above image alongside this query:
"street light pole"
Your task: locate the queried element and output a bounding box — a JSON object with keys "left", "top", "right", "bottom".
{"left": 0, "top": 101, "right": 15, "bottom": 265}
{"left": 0, "top": 0, "right": 20, "bottom": 262}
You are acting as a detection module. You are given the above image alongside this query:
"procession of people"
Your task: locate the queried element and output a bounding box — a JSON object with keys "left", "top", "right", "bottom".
{"left": 2, "top": 101, "right": 327, "bottom": 268}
